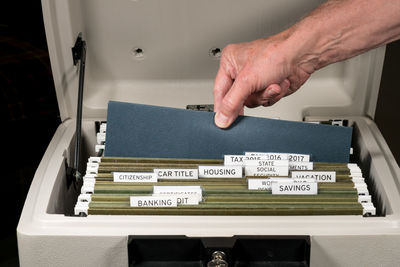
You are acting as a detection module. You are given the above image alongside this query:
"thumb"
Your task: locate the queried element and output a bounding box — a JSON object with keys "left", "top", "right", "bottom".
{"left": 214, "top": 74, "right": 253, "bottom": 128}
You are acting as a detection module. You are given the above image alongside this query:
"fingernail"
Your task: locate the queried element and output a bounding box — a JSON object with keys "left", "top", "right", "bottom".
{"left": 215, "top": 112, "right": 230, "bottom": 128}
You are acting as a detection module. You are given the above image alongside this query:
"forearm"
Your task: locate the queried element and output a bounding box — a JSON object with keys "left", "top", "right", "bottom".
{"left": 213, "top": 0, "right": 400, "bottom": 128}
{"left": 286, "top": 0, "right": 400, "bottom": 71}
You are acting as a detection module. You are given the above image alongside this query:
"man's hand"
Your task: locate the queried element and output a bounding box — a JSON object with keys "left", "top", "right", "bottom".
{"left": 213, "top": 0, "right": 400, "bottom": 129}
{"left": 213, "top": 33, "right": 314, "bottom": 128}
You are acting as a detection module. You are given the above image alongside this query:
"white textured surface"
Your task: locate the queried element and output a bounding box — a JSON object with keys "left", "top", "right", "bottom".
{"left": 17, "top": 117, "right": 400, "bottom": 266}
{"left": 18, "top": 0, "right": 395, "bottom": 265}
{"left": 42, "top": 0, "right": 385, "bottom": 122}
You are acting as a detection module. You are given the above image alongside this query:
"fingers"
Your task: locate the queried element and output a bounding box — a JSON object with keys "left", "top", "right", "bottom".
{"left": 245, "top": 84, "right": 282, "bottom": 108}
{"left": 214, "top": 77, "right": 292, "bottom": 129}
{"left": 213, "top": 66, "right": 233, "bottom": 114}
{"left": 244, "top": 78, "right": 290, "bottom": 108}
{"left": 214, "top": 73, "right": 253, "bottom": 128}
{"left": 287, "top": 69, "right": 310, "bottom": 92}
{"left": 279, "top": 79, "right": 290, "bottom": 92}
{"left": 266, "top": 79, "right": 290, "bottom": 106}
{"left": 239, "top": 106, "right": 244, "bottom": 116}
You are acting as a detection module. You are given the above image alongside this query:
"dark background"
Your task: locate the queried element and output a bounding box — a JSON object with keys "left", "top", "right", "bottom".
{"left": 0, "top": 2, "right": 60, "bottom": 266}
{"left": 0, "top": 1, "right": 399, "bottom": 266}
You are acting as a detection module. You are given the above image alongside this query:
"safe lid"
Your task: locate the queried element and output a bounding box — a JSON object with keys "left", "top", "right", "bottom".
{"left": 41, "top": 0, "right": 385, "bottom": 122}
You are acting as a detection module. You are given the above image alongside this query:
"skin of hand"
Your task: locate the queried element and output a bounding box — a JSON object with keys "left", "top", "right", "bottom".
{"left": 213, "top": 31, "right": 312, "bottom": 128}
{"left": 213, "top": 0, "right": 400, "bottom": 129}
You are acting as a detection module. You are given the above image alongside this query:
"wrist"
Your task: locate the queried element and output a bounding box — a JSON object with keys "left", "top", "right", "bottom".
{"left": 283, "top": 22, "right": 335, "bottom": 73}
{"left": 282, "top": 0, "right": 400, "bottom": 72}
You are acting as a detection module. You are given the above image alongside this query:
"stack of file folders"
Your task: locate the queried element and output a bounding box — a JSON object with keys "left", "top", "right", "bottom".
{"left": 75, "top": 126, "right": 375, "bottom": 217}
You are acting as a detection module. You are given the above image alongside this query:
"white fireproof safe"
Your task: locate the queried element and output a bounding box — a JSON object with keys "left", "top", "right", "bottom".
{"left": 17, "top": 1, "right": 400, "bottom": 266}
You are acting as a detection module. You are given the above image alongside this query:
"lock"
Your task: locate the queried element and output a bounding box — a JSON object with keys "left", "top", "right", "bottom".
{"left": 207, "top": 251, "right": 228, "bottom": 267}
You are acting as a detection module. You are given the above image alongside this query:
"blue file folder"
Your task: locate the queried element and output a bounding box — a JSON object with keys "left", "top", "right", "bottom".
{"left": 105, "top": 101, "right": 352, "bottom": 163}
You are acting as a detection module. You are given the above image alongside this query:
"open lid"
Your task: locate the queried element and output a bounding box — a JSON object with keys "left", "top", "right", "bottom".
{"left": 41, "top": 0, "right": 385, "bottom": 122}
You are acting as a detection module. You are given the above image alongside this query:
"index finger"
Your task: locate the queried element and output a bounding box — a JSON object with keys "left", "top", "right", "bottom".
{"left": 214, "top": 72, "right": 254, "bottom": 128}
{"left": 213, "top": 66, "right": 233, "bottom": 114}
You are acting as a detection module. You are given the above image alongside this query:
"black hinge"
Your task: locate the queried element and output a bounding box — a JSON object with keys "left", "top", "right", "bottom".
{"left": 72, "top": 33, "right": 85, "bottom": 66}
{"left": 67, "top": 33, "right": 87, "bottom": 187}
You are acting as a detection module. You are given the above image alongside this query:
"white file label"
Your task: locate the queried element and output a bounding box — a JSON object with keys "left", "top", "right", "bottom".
{"left": 224, "top": 155, "right": 245, "bottom": 166}
{"left": 113, "top": 172, "right": 157, "bottom": 183}
{"left": 153, "top": 186, "right": 202, "bottom": 201}
{"left": 245, "top": 166, "right": 289, "bottom": 177}
{"left": 287, "top": 154, "right": 311, "bottom": 162}
{"left": 248, "top": 178, "right": 292, "bottom": 190}
{"left": 245, "top": 152, "right": 288, "bottom": 160}
{"left": 154, "top": 168, "right": 198, "bottom": 179}
{"left": 291, "top": 171, "right": 336, "bottom": 182}
{"left": 198, "top": 166, "right": 242, "bottom": 178}
{"left": 130, "top": 196, "right": 177, "bottom": 207}
{"left": 153, "top": 193, "right": 200, "bottom": 205}
{"left": 289, "top": 162, "right": 314, "bottom": 171}
{"left": 293, "top": 178, "right": 317, "bottom": 183}
{"left": 248, "top": 179, "right": 274, "bottom": 190}
{"left": 245, "top": 152, "right": 310, "bottom": 162}
{"left": 272, "top": 182, "right": 318, "bottom": 195}
{"left": 244, "top": 159, "right": 289, "bottom": 167}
